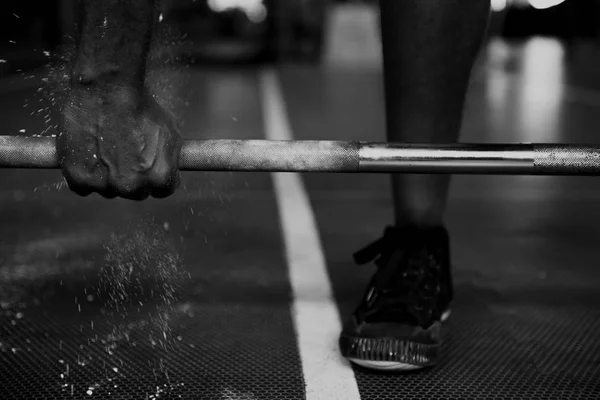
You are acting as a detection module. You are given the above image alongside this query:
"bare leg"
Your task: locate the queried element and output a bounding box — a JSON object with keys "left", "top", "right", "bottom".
{"left": 379, "top": 0, "right": 490, "bottom": 228}
{"left": 340, "top": 2, "right": 490, "bottom": 371}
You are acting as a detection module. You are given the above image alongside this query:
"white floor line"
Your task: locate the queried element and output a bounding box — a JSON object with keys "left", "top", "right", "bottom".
{"left": 259, "top": 68, "right": 361, "bottom": 400}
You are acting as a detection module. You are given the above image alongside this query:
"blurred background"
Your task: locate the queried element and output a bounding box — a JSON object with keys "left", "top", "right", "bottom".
{"left": 1, "top": 0, "right": 600, "bottom": 74}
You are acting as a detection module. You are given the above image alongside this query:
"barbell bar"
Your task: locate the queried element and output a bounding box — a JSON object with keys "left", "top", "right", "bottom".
{"left": 1, "top": 135, "right": 600, "bottom": 175}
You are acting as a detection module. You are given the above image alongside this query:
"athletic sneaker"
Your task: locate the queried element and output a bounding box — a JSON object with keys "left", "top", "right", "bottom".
{"left": 339, "top": 225, "right": 453, "bottom": 371}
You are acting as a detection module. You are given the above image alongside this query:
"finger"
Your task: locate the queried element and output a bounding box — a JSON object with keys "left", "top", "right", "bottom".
{"left": 96, "top": 189, "right": 119, "bottom": 199}
{"left": 61, "top": 162, "right": 109, "bottom": 197}
{"left": 149, "top": 171, "right": 180, "bottom": 199}
{"left": 150, "top": 141, "right": 181, "bottom": 198}
{"left": 107, "top": 172, "right": 151, "bottom": 201}
{"left": 65, "top": 179, "right": 93, "bottom": 197}
{"left": 122, "top": 189, "right": 151, "bottom": 201}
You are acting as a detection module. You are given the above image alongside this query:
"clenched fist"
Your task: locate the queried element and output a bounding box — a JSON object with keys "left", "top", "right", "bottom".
{"left": 57, "top": 83, "right": 182, "bottom": 200}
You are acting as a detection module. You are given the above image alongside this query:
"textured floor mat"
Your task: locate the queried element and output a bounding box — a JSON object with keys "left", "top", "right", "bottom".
{"left": 1, "top": 301, "right": 305, "bottom": 400}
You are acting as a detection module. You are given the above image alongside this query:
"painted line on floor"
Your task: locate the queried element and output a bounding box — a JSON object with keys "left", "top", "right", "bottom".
{"left": 259, "top": 68, "right": 361, "bottom": 400}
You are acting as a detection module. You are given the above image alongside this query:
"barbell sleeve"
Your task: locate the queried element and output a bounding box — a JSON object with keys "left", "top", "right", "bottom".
{"left": 1, "top": 135, "right": 600, "bottom": 175}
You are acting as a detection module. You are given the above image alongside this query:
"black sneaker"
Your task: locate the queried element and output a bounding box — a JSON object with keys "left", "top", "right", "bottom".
{"left": 339, "top": 225, "right": 453, "bottom": 371}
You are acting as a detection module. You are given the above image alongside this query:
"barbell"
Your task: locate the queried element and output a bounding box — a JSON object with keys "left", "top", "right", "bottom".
{"left": 1, "top": 135, "right": 600, "bottom": 175}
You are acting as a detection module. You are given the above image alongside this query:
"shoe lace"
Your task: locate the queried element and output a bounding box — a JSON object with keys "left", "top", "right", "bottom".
{"left": 353, "top": 227, "right": 440, "bottom": 327}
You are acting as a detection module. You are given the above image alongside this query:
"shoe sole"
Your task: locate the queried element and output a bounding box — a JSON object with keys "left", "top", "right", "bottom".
{"left": 345, "top": 309, "right": 451, "bottom": 372}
